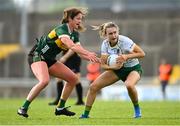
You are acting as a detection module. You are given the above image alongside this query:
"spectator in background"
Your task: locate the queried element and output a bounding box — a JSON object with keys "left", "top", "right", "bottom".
{"left": 158, "top": 58, "right": 172, "bottom": 100}
{"left": 86, "top": 62, "right": 101, "bottom": 84}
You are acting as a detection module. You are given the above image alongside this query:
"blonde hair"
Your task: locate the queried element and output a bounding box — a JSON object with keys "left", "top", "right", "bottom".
{"left": 61, "top": 7, "right": 88, "bottom": 32}
{"left": 92, "top": 22, "right": 119, "bottom": 38}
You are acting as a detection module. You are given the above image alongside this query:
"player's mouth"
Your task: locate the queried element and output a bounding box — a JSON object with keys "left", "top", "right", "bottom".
{"left": 76, "top": 23, "right": 80, "bottom": 27}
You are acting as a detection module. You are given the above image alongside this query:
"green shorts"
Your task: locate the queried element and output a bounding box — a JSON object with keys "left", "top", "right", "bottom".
{"left": 28, "top": 51, "right": 57, "bottom": 68}
{"left": 113, "top": 64, "right": 143, "bottom": 82}
{"left": 28, "top": 44, "right": 57, "bottom": 68}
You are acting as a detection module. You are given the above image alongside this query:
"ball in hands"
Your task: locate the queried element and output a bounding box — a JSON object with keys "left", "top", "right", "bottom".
{"left": 107, "top": 54, "right": 119, "bottom": 66}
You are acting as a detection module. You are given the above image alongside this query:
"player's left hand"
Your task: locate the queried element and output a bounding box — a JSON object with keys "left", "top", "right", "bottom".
{"left": 116, "top": 54, "right": 127, "bottom": 64}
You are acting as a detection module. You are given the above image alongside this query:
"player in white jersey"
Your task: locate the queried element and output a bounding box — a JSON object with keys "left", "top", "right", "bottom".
{"left": 101, "top": 35, "right": 139, "bottom": 67}
{"left": 80, "top": 22, "right": 145, "bottom": 119}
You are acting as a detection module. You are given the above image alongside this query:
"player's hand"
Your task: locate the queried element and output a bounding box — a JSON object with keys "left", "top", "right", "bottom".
{"left": 59, "top": 57, "right": 67, "bottom": 63}
{"left": 88, "top": 52, "right": 101, "bottom": 63}
{"left": 116, "top": 54, "right": 127, "bottom": 64}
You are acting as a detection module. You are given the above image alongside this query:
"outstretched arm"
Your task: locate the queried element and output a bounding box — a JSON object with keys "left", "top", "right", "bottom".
{"left": 60, "top": 36, "right": 100, "bottom": 63}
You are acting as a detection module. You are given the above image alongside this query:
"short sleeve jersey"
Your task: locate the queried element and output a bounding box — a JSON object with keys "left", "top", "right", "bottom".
{"left": 101, "top": 35, "right": 139, "bottom": 67}
{"left": 35, "top": 23, "right": 79, "bottom": 60}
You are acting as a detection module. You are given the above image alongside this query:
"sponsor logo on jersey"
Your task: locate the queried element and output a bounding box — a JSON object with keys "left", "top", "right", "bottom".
{"left": 41, "top": 45, "right": 50, "bottom": 54}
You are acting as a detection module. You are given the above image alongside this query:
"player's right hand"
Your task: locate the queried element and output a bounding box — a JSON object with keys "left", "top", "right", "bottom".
{"left": 88, "top": 52, "right": 101, "bottom": 63}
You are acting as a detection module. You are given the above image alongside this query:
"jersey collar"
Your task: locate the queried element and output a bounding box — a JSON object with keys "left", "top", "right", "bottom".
{"left": 66, "top": 23, "right": 72, "bottom": 34}
{"left": 108, "top": 36, "right": 120, "bottom": 48}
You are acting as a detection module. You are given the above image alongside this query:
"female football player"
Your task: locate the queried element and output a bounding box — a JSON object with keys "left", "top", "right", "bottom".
{"left": 17, "top": 7, "right": 100, "bottom": 118}
{"left": 80, "top": 22, "right": 145, "bottom": 118}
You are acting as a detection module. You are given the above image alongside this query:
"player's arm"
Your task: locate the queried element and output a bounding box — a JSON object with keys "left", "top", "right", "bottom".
{"left": 60, "top": 36, "right": 100, "bottom": 63}
{"left": 127, "top": 43, "right": 145, "bottom": 59}
{"left": 116, "top": 44, "right": 145, "bottom": 64}
{"left": 73, "top": 42, "right": 97, "bottom": 61}
{"left": 60, "top": 35, "right": 87, "bottom": 55}
{"left": 59, "top": 49, "right": 74, "bottom": 63}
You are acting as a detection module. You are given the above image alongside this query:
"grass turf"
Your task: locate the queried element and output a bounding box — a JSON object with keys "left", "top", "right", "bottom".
{"left": 0, "top": 98, "right": 180, "bottom": 125}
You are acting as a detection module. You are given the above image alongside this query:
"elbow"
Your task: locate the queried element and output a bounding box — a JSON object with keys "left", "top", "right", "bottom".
{"left": 70, "top": 44, "right": 78, "bottom": 52}
{"left": 141, "top": 51, "right": 145, "bottom": 58}
{"left": 70, "top": 45, "right": 75, "bottom": 51}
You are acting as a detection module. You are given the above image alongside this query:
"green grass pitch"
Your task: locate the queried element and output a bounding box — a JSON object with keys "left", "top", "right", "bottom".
{"left": 0, "top": 98, "right": 180, "bottom": 125}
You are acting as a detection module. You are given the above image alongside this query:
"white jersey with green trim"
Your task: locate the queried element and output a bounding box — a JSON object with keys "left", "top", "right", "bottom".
{"left": 101, "top": 35, "right": 139, "bottom": 67}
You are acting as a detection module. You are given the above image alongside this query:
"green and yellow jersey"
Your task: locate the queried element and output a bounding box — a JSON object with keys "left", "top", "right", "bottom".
{"left": 33, "top": 23, "right": 79, "bottom": 60}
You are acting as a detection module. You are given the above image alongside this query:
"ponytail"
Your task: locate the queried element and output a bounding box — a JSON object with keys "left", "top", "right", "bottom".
{"left": 92, "top": 22, "right": 119, "bottom": 38}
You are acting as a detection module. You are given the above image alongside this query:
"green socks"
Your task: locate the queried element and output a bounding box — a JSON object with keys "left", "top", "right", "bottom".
{"left": 83, "top": 106, "right": 92, "bottom": 116}
{"left": 133, "top": 102, "right": 139, "bottom": 107}
{"left": 57, "top": 99, "right": 66, "bottom": 108}
{"left": 22, "top": 100, "right": 31, "bottom": 110}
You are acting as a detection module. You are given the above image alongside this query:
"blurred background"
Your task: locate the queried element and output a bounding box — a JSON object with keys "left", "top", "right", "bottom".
{"left": 0, "top": 0, "right": 180, "bottom": 101}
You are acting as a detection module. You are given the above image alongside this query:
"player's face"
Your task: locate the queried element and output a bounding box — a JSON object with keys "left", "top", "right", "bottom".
{"left": 69, "top": 13, "right": 83, "bottom": 29}
{"left": 106, "top": 27, "right": 119, "bottom": 45}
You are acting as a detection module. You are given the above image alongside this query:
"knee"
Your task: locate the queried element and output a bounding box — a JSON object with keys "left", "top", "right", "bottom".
{"left": 125, "top": 81, "right": 134, "bottom": 90}
{"left": 69, "top": 75, "right": 78, "bottom": 86}
{"left": 89, "top": 84, "right": 99, "bottom": 93}
{"left": 39, "top": 78, "right": 50, "bottom": 88}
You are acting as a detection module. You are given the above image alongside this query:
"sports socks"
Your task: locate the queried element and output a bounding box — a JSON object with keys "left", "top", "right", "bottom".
{"left": 83, "top": 105, "right": 92, "bottom": 116}
{"left": 133, "top": 102, "right": 141, "bottom": 118}
{"left": 133, "top": 102, "right": 140, "bottom": 111}
{"left": 22, "top": 100, "right": 31, "bottom": 110}
{"left": 57, "top": 99, "right": 66, "bottom": 108}
{"left": 75, "top": 83, "right": 83, "bottom": 103}
{"left": 133, "top": 102, "right": 139, "bottom": 107}
{"left": 56, "top": 81, "right": 64, "bottom": 102}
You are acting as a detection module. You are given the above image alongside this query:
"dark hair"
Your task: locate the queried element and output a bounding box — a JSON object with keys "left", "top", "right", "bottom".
{"left": 61, "top": 7, "right": 88, "bottom": 32}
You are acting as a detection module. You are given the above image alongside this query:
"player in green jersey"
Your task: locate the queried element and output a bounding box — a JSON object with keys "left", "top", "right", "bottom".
{"left": 17, "top": 7, "right": 100, "bottom": 118}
